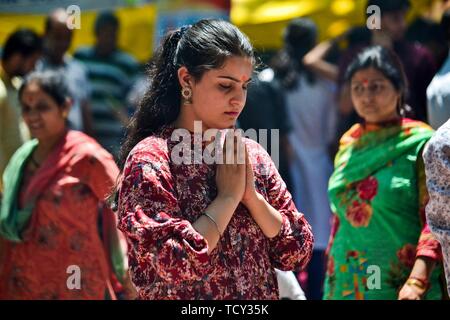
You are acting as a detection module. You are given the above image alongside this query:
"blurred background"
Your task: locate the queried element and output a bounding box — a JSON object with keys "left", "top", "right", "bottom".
{"left": 0, "top": 0, "right": 447, "bottom": 64}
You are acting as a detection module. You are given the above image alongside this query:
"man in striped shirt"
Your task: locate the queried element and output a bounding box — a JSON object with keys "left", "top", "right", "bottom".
{"left": 74, "top": 10, "right": 140, "bottom": 159}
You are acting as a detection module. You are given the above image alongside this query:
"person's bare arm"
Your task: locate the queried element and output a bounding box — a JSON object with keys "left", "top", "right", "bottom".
{"left": 193, "top": 134, "right": 246, "bottom": 253}
{"left": 303, "top": 40, "right": 339, "bottom": 82}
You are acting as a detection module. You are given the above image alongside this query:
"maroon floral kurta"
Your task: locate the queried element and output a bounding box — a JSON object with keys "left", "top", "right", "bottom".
{"left": 117, "top": 126, "right": 314, "bottom": 299}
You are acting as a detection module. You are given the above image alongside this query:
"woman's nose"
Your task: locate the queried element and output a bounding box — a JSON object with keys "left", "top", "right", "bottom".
{"left": 231, "top": 88, "right": 247, "bottom": 108}
{"left": 24, "top": 108, "right": 41, "bottom": 120}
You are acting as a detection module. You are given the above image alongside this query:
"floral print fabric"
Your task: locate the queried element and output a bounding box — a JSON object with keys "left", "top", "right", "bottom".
{"left": 324, "top": 119, "right": 443, "bottom": 300}
{"left": 0, "top": 130, "right": 122, "bottom": 299}
{"left": 423, "top": 119, "right": 450, "bottom": 295}
{"left": 117, "top": 125, "right": 314, "bottom": 299}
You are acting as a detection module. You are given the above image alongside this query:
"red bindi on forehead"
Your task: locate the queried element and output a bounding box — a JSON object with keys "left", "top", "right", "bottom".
{"left": 241, "top": 75, "right": 250, "bottom": 82}
{"left": 22, "top": 84, "right": 44, "bottom": 104}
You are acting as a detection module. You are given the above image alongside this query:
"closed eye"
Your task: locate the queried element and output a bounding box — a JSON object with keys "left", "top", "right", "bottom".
{"left": 219, "top": 84, "right": 232, "bottom": 90}
{"left": 351, "top": 84, "right": 363, "bottom": 92}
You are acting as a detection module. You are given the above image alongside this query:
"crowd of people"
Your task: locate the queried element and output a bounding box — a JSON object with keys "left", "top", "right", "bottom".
{"left": 1, "top": 0, "right": 450, "bottom": 300}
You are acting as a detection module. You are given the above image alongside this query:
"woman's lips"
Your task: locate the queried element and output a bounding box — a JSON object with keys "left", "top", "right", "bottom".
{"left": 361, "top": 106, "right": 378, "bottom": 112}
{"left": 29, "top": 123, "right": 44, "bottom": 130}
{"left": 224, "top": 111, "right": 239, "bottom": 117}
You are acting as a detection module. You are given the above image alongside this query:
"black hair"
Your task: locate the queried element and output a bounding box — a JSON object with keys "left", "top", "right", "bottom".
{"left": 18, "top": 70, "right": 70, "bottom": 107}
{"left": 44, "top": 8, "right": 74, "bottom": 35}
{"left": 118, "top": 19, "right": 255, "bottom": 169}
{"left": 271, "top": 18, "right": 317, "bottom": 90}
{"left": 94, "top": 10, "right": 119, "bottom": 34}
{"left": 1, "top": 28, "right": 42, "bottom": 62}
{"left": 346, "top": 26, "right": 371, "bottom": 46}
{"left": 44, "top": 11, "right": 60, "bottom": 34}
{"left": 441, "top": 8, "right": 450, "bottom": 43}
{"left": 365, "top": 0, "right": 411, "bottom": 17}
{"left": 345, "top": 45, "right": 409, "bottom": 116}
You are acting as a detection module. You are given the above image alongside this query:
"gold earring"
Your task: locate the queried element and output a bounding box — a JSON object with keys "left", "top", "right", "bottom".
{"left": 181, "top": 86, "right": 192, "bottom": 105}
{"left": 62, "top": 111, "right": 68, "bottom": 119}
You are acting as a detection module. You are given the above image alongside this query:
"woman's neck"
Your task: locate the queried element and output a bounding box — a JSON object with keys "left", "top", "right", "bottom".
{"left": 173, "top": 107, "right": 210, "bottom": 133}
{"left": 364, "top": 115, "right": 401, "bottom": 127}
{"left": 35, "top": 129, "right": 67, "bottom": 162}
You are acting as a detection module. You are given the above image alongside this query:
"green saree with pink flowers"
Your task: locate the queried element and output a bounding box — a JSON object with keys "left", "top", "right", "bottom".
{"left": 324, "top": 119, "right": 443, "bottom": 300}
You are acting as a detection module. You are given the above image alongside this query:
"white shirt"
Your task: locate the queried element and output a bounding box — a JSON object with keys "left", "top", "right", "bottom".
{"left": 427, "top": 50, "right": 450, "bottom": 129}
{"left": 275, "top": 269, "right": 306, "bottom": 300}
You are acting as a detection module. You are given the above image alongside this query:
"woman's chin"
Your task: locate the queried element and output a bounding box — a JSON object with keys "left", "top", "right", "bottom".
{"left": 216, "top": 122, "right": 237, "bottom": 130}
{"left": 29, "top": 129, "right": 45, "bottom": 140}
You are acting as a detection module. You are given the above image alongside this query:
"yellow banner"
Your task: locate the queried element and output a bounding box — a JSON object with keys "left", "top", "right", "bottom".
{"left": 0, "top": 3, "right": 156, "bottom": 63}
{"left": 231, "top": 0, "right": 433, "bottom": 50}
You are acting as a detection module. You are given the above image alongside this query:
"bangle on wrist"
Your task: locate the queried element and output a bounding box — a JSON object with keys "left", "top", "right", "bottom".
{"left": 204, "top": 212, "right": 222, "bottom": 237}
{"left": 406, "top": 277, "right": 429, "bottom": 291}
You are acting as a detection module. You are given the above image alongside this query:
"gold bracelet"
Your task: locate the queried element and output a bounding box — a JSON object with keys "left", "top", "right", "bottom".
{"left": 204, "top": 212, "right": 222, "bottom": 237}
{"left": 406, "top": 278, "right": 428, "bottom": 291}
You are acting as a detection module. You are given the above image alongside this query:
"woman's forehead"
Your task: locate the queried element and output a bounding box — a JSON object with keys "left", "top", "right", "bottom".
{"left": 21, "top": 82, "right": 55, "bottom": 105}
{"left": 23, "top": 81, "right": 41, "bottom": 93}
{"left": 21, "top": 82, "right": 42, "bottom": 101}
{"left": 352, "top": 68, "right": 388, "bottom": 82}
{"left": 210, "top": 56, "right": 253, "bottom": 81}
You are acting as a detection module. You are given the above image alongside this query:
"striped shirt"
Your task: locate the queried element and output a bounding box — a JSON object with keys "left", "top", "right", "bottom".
{"left": 74, "top": 47, "right": 140, "bottom": 158}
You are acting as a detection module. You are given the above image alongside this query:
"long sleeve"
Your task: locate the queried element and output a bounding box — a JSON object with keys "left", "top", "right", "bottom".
{"left": 423, "top": 126, "right": 450, "bottom": 294}
{"left": 117, "top": 144, "right": 211, "bottom": 285}
{"left": 416, "top": 155, "right": 442, "bottom": 261}
{"left": 256, "top": 144, "right": 314, "bottom": 271}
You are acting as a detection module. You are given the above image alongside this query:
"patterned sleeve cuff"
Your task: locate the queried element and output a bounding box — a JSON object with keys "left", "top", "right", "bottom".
{"left": 415, "top": 223, "right": 442, "bottom": 261}
{"left": 268, "top": 211, "right": 314, "bottom": 271}
{"left": 269, "top": 212, "right": 291, "bottom": 242}
{"left": 416, "top": 245, "right": 442, "bottom": 262}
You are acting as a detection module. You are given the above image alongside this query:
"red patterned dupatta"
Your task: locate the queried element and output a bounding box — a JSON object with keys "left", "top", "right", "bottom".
{"left": 19, "top": 130, "right": 87, "bottom": 209}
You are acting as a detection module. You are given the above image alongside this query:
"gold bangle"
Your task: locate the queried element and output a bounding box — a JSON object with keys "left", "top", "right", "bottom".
{"left": 406, "top": 278, "right": 427, "bottom": 290}
{"left": 204, "top": 212, "right": 222, "bottom": 237}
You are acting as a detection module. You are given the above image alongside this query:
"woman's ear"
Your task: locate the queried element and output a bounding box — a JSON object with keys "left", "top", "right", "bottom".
{"left": 395, "top": 91, "right": 404, "bottom": 115}
{"left": 177, "top": 66, "right": 193, "bottom": 88}
{"left": 397, "top": 92, "right": 403, "bottom": 107}
{"left": 62, "top": 97, "right": 72, "bottom": 119}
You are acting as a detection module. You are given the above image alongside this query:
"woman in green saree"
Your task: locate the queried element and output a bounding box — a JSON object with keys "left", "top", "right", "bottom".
{"left": 324, "top": 46, "right": 445, "bottom": 300}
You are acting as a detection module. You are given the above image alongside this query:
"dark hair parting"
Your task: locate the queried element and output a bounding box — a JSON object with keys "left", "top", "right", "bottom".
{"left": 345, "top": 45, "right": 409, "bottom": 117}
{"left": 118, "top": 19, "right": 255, "bottom": 169}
